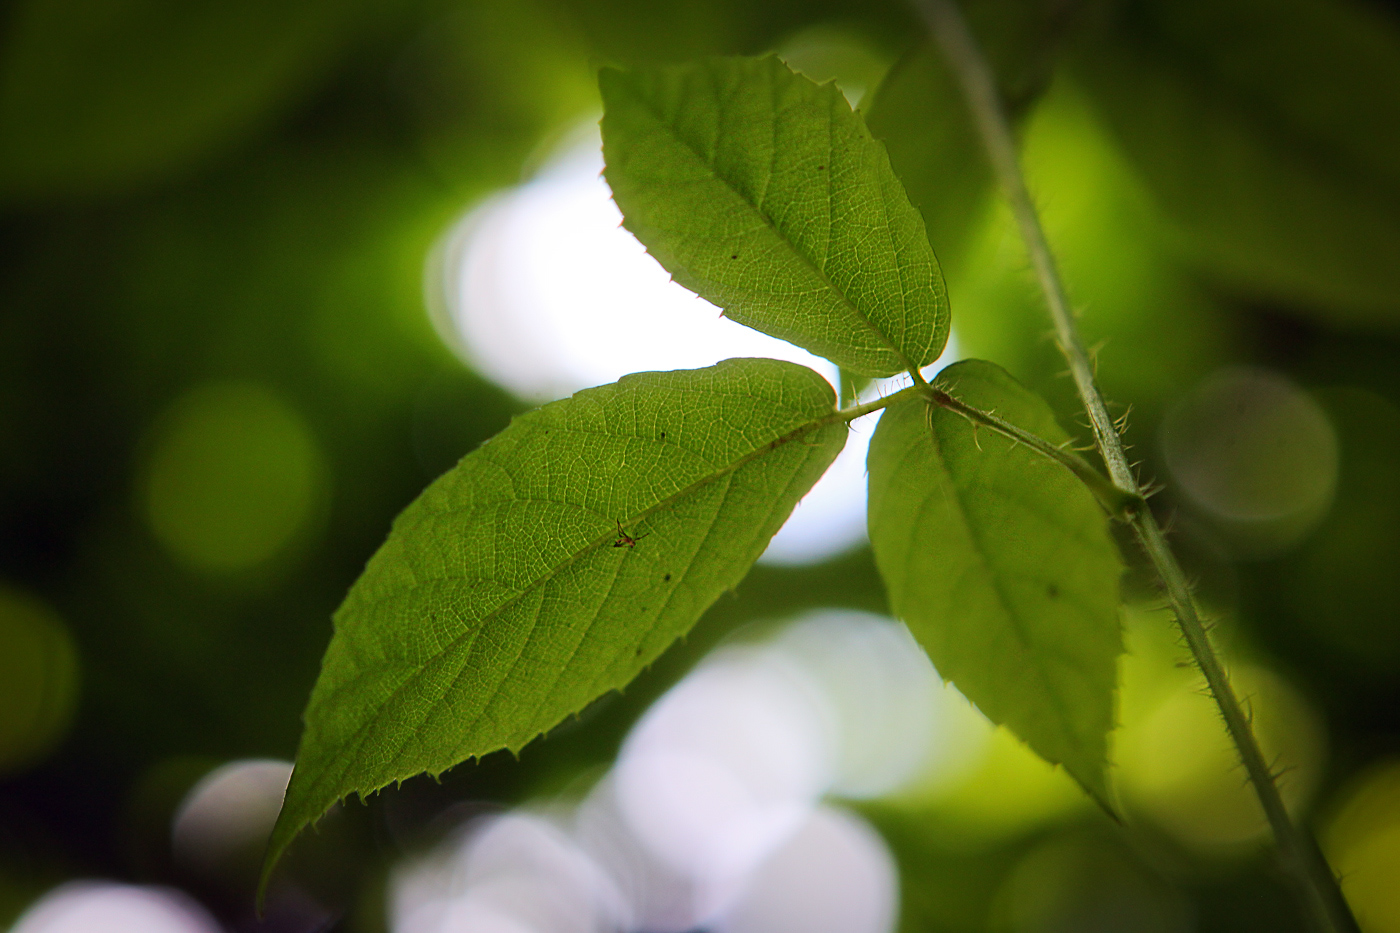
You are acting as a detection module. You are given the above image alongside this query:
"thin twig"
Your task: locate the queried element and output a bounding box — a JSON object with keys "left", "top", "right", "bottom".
{"left": 909, "top": 2, "right": 1359, "bottom": 930}
{"left": 926, "top": 387, "right": 1139, "bottom": 520}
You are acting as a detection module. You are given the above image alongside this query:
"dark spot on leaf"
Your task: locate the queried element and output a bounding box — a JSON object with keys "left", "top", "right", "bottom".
{"left": 1047, "top": 583, "right": 1059, "bottom": 598}
{"left": 664, "top": 573, "right": 672, "bottom": 582}
{"left": 635, "top": 646, "right": 643, "bottom": 656}
{"left": 730, "top": 254, "right": 738, "bottom": 259}
{"left": 659, "top": 431, "right": 666, "bottom": 439}
{"left": 817, "top": 164, "right": 825, "bottom": 170}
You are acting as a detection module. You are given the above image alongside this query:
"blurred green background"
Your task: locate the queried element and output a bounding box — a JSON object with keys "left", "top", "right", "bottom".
{"left": 3, "top": 0, "right": 1400, "bottom": 930}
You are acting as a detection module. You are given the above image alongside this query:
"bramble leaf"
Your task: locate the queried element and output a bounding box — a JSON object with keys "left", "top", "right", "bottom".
{"left": 600, "top": 55, "right": 950, "bottom": 378}
{"left": 265, "top": 359, "right": 846, "bottom": 884}
{"left": 867, "top": 359, "right": 1123, "bottom": 801}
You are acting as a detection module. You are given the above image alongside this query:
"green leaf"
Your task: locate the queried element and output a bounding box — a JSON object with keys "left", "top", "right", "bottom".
{"left": 600, "top": 55, "right": 949, "bottom": 378}
{"left": 866, "top": 359, "right": 1123, "bottom": 801}
{"left": 264, "top": 359, "right": 845, "bottom": 885}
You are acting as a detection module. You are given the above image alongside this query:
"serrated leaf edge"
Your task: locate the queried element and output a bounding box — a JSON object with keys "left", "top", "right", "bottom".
{"left": 602, "top": 59, "right": 930, "bottom": 376}
{"left": 260, "top": 392, "right": 851, "bottom": 899}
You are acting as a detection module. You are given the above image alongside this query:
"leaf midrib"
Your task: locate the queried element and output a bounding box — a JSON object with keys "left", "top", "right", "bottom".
{"left": 350, "top": 406, "right": 843, "bottom": 623}
{"left": 285, "top": 464, "right": 750, "bottom": 842}
{"left": 316, "top": 408, "right": 846, "bottom": 772}
{"left": 918, "top": 401, "right": 1079, "bottom": 757}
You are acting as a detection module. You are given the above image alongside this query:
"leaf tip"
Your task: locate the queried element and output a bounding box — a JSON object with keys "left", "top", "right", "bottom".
{"left": 256, "top": 767, "right": 338, "bottom": 914}
{"left": 596, "top": 65, "right": 633, "bottom": 109}
{"left": 255, "top": 810, "right": 298, "bottom": 916}
{"left": 1071, "top": 765, "right": 1123, "bottom": 825}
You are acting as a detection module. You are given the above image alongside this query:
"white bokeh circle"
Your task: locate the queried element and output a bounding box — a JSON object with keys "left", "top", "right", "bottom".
{"left": 10, "top": 882, "right": 223, "bottom": 933}
{"left": 716, "top": 805, "right": 898, "bottom": 933}
{"left": 171, "top": 758, "right": 292, "bottom": 871}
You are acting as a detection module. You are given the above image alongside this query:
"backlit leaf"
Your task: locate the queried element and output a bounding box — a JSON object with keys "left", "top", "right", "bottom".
{"left": 867, "top": 359, "right": 1122, "bottom": 801}
{"left": 265, "top": 359, "right": 846, "bottom": 882}
{"left": 600, "top": 55, "right": 949, "bottom": 377}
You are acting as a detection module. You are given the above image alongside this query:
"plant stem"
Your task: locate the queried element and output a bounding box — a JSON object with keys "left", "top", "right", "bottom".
{"left": 854, "top": 374, "right": 1137, "bottom": 518}
{"left": 925, "top": 388, "right": 1139, "bottom": 520}
{"left": 910, "top": 1, "right": 1359, "bottom": 930}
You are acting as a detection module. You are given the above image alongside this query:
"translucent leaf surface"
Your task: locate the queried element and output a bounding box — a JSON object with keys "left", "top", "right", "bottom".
{"left": 867, "top": 359, "right": 1122, "bottom": 800}
{"left": 600, "top": 55, "right": 949, "bottom": 378}
{"left": 266, "top": 359, "right": 846, "bottom": 879}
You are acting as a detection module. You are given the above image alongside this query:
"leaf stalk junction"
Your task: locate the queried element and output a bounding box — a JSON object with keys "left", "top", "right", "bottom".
{"left": 839, "top": 378, "right": 1139, "bottom": 520}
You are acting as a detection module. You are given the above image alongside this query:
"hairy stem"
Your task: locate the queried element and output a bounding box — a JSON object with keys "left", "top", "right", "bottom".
{"left": 835, "top": 384, "right": 924, "bottom": 423}
{"left": 866, "top": 375, "right": 1138, "bottom": 519}
{"left": 910, "top": 1, "right": 1359, "bottom": 930}
{"left": 925, "top": 388, "right": 1140, "bottom": 520}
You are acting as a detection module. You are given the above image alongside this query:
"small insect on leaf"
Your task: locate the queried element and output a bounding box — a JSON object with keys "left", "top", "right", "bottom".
{"left": 613, "top": 519, "right": 649, "bottom": 548}
{"left": 260, "top": 359, "right": 847, "bottom": 898}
